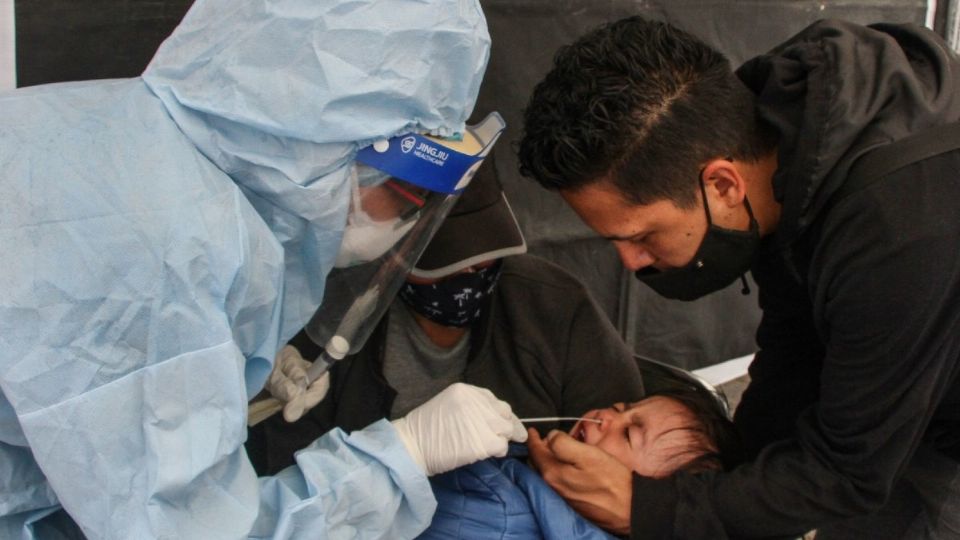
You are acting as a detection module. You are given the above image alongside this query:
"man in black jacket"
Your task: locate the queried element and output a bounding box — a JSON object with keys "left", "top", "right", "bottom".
{"left": 518, "top": 16, "right": 960, "bottom": 539}
{"left": 246, "top": 168, "right": 646, "bottom": 476}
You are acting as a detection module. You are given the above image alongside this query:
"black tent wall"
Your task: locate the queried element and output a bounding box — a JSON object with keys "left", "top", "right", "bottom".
{"left": 11, "top": 0, "right": 930, "bottom": 369}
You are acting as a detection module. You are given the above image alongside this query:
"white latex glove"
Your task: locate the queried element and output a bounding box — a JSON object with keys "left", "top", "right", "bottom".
{"left": 390, "top": 383, "right": 528, "bottom": 476}
{"left": 266, "top": 345, "right": 331, "bottom": 422}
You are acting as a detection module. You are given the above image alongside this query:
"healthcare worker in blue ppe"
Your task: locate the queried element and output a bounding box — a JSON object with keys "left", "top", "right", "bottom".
{"left": 0, "top": 1, "right": 528, "bottom": 539}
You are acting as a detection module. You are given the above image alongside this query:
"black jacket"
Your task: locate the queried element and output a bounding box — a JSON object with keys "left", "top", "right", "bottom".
{"left": 630, "top": 20, "right": 960, "bottom": 539}
{"left": 247, "top": 254, "right": 645, "bottom": 475}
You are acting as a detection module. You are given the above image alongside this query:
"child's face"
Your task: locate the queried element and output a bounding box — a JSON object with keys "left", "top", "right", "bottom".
{"left": 569, "top": 396, "right": 706, "bottom": 478}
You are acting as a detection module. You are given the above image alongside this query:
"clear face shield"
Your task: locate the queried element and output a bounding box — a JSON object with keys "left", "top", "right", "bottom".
{"left": 333, "top": 166, "right": 434, "bottom": 270}
{"left": 301, "top": 112, "right": 506, "bottom": 382}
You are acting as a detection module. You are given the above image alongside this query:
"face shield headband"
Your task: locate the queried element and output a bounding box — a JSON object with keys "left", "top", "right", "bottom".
{"left": 354, "top": 114, "right": 509, "bottom": 194}
{"left": 634, "top": 168, "right": 759, "bottom": 301}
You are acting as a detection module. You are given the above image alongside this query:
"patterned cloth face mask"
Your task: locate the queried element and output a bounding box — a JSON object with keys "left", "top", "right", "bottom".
{"left": 399, "top": 261, "right": 503, "bottom": 327}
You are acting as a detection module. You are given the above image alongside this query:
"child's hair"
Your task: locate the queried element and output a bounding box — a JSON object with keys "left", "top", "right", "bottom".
{"left": 646, "top": 385, "right": 745, "bottom": 474}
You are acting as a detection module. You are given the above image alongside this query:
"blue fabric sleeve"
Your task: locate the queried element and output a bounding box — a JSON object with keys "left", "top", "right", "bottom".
{"left": 254, "top": 421, "right": 436, "bottom": 539}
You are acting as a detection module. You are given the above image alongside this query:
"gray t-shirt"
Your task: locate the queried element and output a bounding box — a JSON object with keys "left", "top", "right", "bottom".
{"left": 382, "top": 300, "right": 470, "bottom": 418}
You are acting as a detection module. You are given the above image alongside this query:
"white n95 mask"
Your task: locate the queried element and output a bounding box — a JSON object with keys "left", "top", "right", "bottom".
{"left": 334, "top": 215, "right": 416, "bottom": 268}
{"left": 334, "top": 167, "right": 420, "bottom": 268}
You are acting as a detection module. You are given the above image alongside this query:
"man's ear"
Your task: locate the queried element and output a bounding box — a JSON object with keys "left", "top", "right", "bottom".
{"left": 700, "top": 158, "right": 746, "bottom": 209}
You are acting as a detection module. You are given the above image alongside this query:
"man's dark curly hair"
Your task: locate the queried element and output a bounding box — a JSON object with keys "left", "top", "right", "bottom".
{"left": 518, "top": 17, "right": 776, "bottom": 208}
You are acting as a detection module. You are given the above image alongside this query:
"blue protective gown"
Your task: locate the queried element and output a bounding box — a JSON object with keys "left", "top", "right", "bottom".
{"left": 0, "top": 0, "right": 490, "bottom": 538}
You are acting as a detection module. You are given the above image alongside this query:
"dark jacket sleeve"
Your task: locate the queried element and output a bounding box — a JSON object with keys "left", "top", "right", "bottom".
{"left": 631, "top": 155, "right": 960, "bottom": 538}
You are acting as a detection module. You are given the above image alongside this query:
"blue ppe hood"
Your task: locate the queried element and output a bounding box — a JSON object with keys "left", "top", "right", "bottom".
{"left": 354, "top": 110, "right": 506, "bottom": 194}
{"left": 142, "top": 0, "right": 492, "bottom": 350}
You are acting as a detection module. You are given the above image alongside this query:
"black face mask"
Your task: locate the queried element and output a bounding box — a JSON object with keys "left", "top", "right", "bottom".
{"left": 635, "top": 176, "right": 759, "bottom": 301}
{"left": 399, "top": 260, "right": 502, "bottom": 327}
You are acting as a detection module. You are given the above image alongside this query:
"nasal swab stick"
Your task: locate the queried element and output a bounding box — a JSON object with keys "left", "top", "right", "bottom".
{"left": 519, "top": 417, "right": 601, "bottom": 424}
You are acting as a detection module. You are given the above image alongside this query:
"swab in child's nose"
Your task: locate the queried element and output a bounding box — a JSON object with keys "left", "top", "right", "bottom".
{"left": 519, "top": 416, "right": 602, "bottom": 424}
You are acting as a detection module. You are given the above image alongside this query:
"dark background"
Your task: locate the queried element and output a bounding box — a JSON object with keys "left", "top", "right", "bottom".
{"left": 12, "top": 0, "right": 933, "bottom": 370}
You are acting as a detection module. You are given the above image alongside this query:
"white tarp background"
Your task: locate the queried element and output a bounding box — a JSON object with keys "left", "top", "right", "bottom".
{"left": 0, "top": 0, "right": 13, "bottom": 91}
